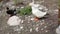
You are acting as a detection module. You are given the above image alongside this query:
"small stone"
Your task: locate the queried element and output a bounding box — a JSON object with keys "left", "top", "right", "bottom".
{"left": 28, "top": 16, "right": 31, "bottom": 17}
{"left": 21, "top": 6, "right": 24, "bottom": 8}
{"left": 21, "top": 20, "right": 24, "bottom": 23}
{"left": 54, "top": 9, "right": 58, "bottom": 11}
{"left": 42, "top": 20, "right": 45, "bottom": 22}
{"left": 44, "top": 26, "right": 47, "bottom": 28}
{"left": 16, "top": 6, "right": 20, "bottom": 8}
{"left": 36, "top": 24, "right": 39, "bottom": 26}
{"left": 45, "top": 30, "right": 48, "bottom": 32}
{"left": 20, "top": 26, "right": 23, "bottom": 29}
{"left": 11, "top": 6, "right": 15, "bottom": 9}
{"left": 41, "top": 28, "right": 44, "bottom": 30}
{"left": 14, "top": 28, "right": 20, "bottom": 31}
{"left": 30, "top": 28, "right": 32, "bottom": 32}
{"left": 35, "top": 27, "right": 39, "bottom": 32}
{"left": 31, "top": 18, "right": 34, "bottom": 21}
{"left": 40, "top": 23, "right": 44, "bottom": 25}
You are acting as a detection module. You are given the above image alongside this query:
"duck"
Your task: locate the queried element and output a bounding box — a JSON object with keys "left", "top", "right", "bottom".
{"left": 6, "top": 7, "right": 17, "bottom": 16}
{"left": 56, "top": 25, "right": 60, "bottom": 34}
{"left": 7, "top": 15, "right": 21, "bottom": 26}
{"left": 29, "top": 0, "right": 48, "bottom": 21}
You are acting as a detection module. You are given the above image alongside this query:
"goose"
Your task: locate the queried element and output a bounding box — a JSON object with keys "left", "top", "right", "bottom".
{"left": 56, "top": 25, "right": 60, "bottom": 34}
{"left": 7, "top": 15, "right": 21, "bottom": 26}
{"left": 29, "top": 0, "right": 48, "bottom": 21}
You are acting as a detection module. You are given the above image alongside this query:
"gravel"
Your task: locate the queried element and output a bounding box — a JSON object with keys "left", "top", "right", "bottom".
{"left": 0, "top": 0, "right": 58, "bottom": 34}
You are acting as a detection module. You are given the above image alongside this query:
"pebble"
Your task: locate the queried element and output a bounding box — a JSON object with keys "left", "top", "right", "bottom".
{"left": 44, "top": 26, "right": 47, "bottom": 28}
{"left": 53, "top": 9, "right": 58, "bottom": 14}
{"left": 28, "top": 16, "right": 31, "bottom": 17}
{"left": 16, "top": 6, "right": 20, "bottom": 9}
{"left": 21, "top": 6, "right": 24, "bottom": 8}
{"left": 40, "top": 23, "right": 45, "bottom": 25}
{"left": 36, "top": 24, "right": 39, "bottom": 26}
{"left": 31, "top": 18, "right": 34, "bottom": 21}
{"left": 21, "top": 20, "right": 24, "bottom": 23}
{"left": 14, "top": 28, "right": 20, "bottom": 31}
{"left": 54, "top": 9, "right": 58, "bottom": 11}
{"left": 30, "top": 28, "right": 32, "bottom": 32}
{"left": 6, "top": 3, "right": 11, "bottom": 6}
{"left": 45, "top": 30, "right": 48, "bottom": 32}
{"left": 11, "top": 6, "right": 15, "bottom": 9}
{"left": 41, "top": 28, "right": 44, "bottom": 30}
{"left": 20, "top": 26, "right": 23, "bottom": 29}
{"left": 13, "top": 26, "right": 21, "bottom": 31}
{"left": 35, "top": 27, "right": 39, "bottom": 32}
{"left": 42, "top": 20, "right": 45, "bottom": 22}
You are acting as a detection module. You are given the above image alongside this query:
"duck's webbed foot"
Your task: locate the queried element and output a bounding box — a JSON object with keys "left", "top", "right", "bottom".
{"left": 34, "top": 17, "right": 40, "bottom": 21}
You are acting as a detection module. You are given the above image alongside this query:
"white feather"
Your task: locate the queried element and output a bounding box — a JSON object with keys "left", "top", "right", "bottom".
{"left": 29, "top": 1, "right": 48, "bottom": 18}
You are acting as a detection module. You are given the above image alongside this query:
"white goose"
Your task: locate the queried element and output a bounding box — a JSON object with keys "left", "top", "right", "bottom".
{"left": 29, "top": 0, "right": 48, "bottom": 21}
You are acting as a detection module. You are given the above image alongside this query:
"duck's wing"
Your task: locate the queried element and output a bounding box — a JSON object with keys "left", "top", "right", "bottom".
{"left": 33, "top": 9, "right": 47, "bottom": 18}
{"left": 37, "top": 6, "right": 48, "bottom": 12}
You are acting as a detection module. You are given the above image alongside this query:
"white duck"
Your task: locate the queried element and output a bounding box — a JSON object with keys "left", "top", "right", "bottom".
{"left": 56, "top": 25, "right": 60, "bottom": 34}
{"left": 7, "top": 16, "right": 21, "bottom": 26}
{"left": 29, "top": 0, "right": 48, "bottom": 21}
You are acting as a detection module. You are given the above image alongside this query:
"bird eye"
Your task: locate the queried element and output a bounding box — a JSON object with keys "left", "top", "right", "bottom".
{"left": 6, "top": 7, "right": 9, "bottom": 10}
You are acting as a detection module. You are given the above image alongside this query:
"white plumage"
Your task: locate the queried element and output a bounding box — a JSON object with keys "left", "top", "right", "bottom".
{"left": 7, "top": 16, "right": 21, "bottom": 26}
{"left": 29, "top": 0, "right": 48, "bottom": 18}
{"left": 56, "top": 25, "right": 60, "bottom": 34}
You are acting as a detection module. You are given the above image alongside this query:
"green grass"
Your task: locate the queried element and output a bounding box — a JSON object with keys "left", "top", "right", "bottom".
{"left": 17, "top": 6, "right": 32, "bottom": 16}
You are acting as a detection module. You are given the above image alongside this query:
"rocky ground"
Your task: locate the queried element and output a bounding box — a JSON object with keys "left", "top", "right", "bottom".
{"left": 0, "top": 0, "right": 58, "bottom": 34}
